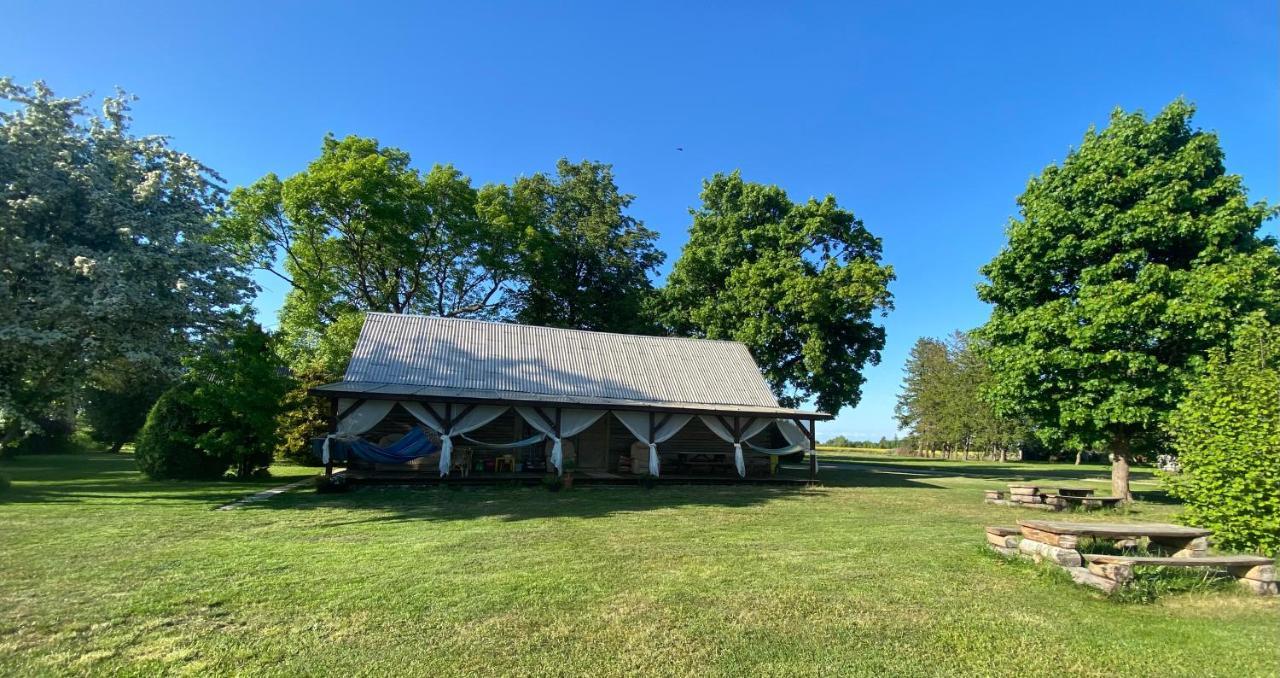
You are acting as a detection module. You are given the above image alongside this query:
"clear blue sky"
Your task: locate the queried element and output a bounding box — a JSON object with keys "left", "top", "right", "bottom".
{"left": 5, "top": 1, "right": 1276, "bottom": 441}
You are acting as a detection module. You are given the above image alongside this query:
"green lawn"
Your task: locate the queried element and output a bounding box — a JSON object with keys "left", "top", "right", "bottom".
{"left": 1, "top": 454, "right": 1276, "bottom": 676}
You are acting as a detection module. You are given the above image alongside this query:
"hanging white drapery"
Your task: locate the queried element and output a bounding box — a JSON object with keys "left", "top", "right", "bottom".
{"left": 323, "top": 399, "right": 398, "bottom": 464}
{"left": 613, "top": 411, "right": 693, "bottom": 477}
{"left": 514, "top": 407, "right": 606, "bottom": 475}
{"left": 744, "top": 419, "right": 813, "bottom": 455}
{"left": 699, "top": 415, "right": 772, "bottom": 477}
{"left": 402, "top": 402, "right": 508, "bottom": 477}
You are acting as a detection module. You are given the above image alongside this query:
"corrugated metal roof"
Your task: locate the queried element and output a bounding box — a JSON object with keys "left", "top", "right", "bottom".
{"left": 339, "top": 313, "right": 785, "bottom": 410}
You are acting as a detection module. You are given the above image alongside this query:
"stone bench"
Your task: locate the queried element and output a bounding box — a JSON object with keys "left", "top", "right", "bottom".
{"left": 1084, "top": 554, "right": 1277, "bottom": 595}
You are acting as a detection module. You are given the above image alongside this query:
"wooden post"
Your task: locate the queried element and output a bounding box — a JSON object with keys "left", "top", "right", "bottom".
{"left": 326, "top": 398, "right": 338, "bottom": 478}
{"left": 807, "top": 419, "right": 817, "bottom": 483}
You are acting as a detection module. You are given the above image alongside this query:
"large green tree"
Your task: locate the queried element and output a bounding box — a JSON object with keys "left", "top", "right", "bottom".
{"left": 662, "top": 172, "right": 894, "bottom": 413}
{"left": 977, "top": 100, "right": 1280, "bottom": 499}
{"left": 480, "top": 159, "right": 665, "bottom": 332}
{"left": 0, "top": 79, "right": 251, "bottom": 451}
{"left": 214, "top": 135, "right": 520, "bottom": 334}
{"left": 895, "top": 331, "right": 1025, "bottom": 460}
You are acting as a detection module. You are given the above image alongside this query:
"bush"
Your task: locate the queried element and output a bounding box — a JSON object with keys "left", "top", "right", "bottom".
{"left": 0, "top": 473, "right": 10, "bottom": 493}
{"left": 83, "top": 363, "right": 170, "bottom": 454}
{"left": 134, "top": 385, "right": 226, "bottom": 480}
{"left": 1166, "top": 315, "right": 1280, "bottom": 557}
{"left": 136, "top": 323, "right": 290, "bottom": 480}
{"left": 274, "top": 363, "right": 332, "bottom": 465}
{"left": 11, "top": 417, "right": 89, "bottom": 456}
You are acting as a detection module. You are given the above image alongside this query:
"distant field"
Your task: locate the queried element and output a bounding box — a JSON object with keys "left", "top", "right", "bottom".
{"left": 1, "top": 453, "right": 1275, "bottom": 676}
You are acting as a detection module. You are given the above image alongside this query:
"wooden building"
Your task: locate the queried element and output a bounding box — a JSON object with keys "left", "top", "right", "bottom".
{"left": 312, "top": 313, "right": 830, "bottom": 483}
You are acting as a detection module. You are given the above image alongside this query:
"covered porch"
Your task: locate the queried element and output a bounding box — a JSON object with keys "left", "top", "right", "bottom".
{"left": 310, "top": 383, "right": 828, "bottom": 485}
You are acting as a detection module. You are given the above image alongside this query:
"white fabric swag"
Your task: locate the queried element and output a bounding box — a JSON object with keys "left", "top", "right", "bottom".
{"left": 515, "top": 407, "right": 606, "bottom": 475}
{"left": 745, "top": 419, "right": 813, "bottom": 455}
{"left": 613, "top": 411, "right": 694, "bottom": 477}
{"left": 401, "top": 402, "right": 508, "bottom": 477}
{"left": 700, "top": 416, "right": 773, "bottom": 478}
{"left": 322, "top": 399, "right": 398, "bottom": 463}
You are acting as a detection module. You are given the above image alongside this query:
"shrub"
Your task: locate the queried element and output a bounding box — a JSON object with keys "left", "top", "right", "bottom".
{"left": 1166, "top": 315, "right": 1280, "bottom": 557}
{"left": 83, "top": 363, "right": 170, "bottom": 454}
{"left": 134, "top": 385, "right": 225, "bottom": 480}
{"left": 274, "top": 363, "right": 332, "bottom": 465}
{"left": 11, "top": 417, "right": 90, "bottom": 456}
{"left": 0, "top": 473, "right": 10, "bottom": 493}
{"left": 136, "top": 323, "right": 290, "bottom": 480}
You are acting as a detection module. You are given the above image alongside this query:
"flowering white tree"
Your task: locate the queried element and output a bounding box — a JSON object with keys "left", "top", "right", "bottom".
{"left": 0, "top": 79, "right": 253, "bottom": 450}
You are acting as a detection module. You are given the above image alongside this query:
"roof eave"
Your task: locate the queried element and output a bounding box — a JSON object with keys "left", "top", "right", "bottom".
{"left": 307, "top": 382, "right": 833, "bottom": 421}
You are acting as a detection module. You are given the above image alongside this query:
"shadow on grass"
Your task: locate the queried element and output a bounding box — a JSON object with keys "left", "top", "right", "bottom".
{"left": 817, "top": 456, "right": 1159, "bottom": 485}
{"left": 0, "top": 453, "right": 309, "bottom": 507}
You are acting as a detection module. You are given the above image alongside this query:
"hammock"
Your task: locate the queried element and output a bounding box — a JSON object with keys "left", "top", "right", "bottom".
{"left": 744, "top": 440, "right": 809, "bottom": 455}
{"left": 459, "top": 432, "right": 547, "bottom": 449}
{"left": 349, "top": 428, "right": 438, "bottom": 464}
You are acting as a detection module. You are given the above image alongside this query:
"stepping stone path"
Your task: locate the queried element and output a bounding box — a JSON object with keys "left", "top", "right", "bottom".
{"left": 216, "top": 476, "right": 316, "bottom": 511}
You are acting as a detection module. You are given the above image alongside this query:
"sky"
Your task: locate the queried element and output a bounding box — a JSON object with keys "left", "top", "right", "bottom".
{"left": 4, "top": 1, "right": 1277, "bottom": 441}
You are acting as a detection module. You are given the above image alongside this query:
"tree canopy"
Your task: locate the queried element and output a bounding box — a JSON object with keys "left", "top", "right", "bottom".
{"left": 480, "top": 159, "right": 665, "bottom": 333}
{"left": 894, "top": 332, "right": 1025, "bottom": 460}
{"left": 977, "top": 100, "right": 1280, "bottom": 498}
{"left": 0, "top": 79, "right": 251, "bottom": 450}
{"left": 661, "top": 172, "right": 894, "bottom": 413}
{"left": 215, "top": 134, "right": 520, "bottom": 327}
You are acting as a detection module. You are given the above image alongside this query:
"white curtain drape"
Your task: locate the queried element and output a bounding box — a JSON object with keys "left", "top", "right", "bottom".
{"left": 613, "top": 411, "right": 693, "bottom": 477}
{"left": 323, "top": 399, "right": 398, "bottom": 463}
{"left": 514, "top": 407, "right": 607, "bottom": 475}
{"left": 402, "top": 402, "right": 508, "bottom": 476}
{"left": 743, "top": 419, "right": 813, "bottom": 456}
{"left": 699, "top": 415, "right": 772, "bottom": 477}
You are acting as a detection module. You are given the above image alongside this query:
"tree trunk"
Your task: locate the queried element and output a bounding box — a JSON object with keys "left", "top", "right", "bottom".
{"left": 998, "top": 446, "right": 1007, "bottom": 463}
{"left": 109, "top": 441, "right": 124, "bottom": 454}
{"left": 1074, "top": 449, "right": 1083, "bottom": 465}
{"left": 1110, "top": 437, "right": 1133, "bottom": 502}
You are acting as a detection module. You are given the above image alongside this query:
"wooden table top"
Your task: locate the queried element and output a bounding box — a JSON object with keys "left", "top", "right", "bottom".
{"left": 1018, "top": 520, "right": 1212, "bottom": 538}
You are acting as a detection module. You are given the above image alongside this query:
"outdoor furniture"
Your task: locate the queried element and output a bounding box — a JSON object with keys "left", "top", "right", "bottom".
{"left": 983, "top": 519, "right": 1277, "bottom": 596}
{"left": 984, "top": 485, "right": 1119, "bottom": 511}
{"left": 495, "top": 454, "right": 516, "bottom": 473}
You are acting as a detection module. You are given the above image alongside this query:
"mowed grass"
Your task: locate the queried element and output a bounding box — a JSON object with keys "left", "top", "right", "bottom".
{"left": 1, "top": 454, "right": 1277, "bottom": 676}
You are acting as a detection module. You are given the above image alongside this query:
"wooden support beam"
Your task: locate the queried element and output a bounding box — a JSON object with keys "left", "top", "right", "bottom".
{"left": 326, "top": 398, "right": 338, "bottom": 478}
{"left": 453, "top": 403, "right": 478, "bottom": 426}
{"left": 807, "top": 419, "right": 817, "bottom": 482}
{"left": 336, "top": 398, "right": 366, "bottom": 422}
{"left": 532, "top": 406, "right": 557, "bottom": 432}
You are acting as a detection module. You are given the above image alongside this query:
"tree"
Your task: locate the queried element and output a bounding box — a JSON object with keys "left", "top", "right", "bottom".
{"left": 977, "top": 100, "right": 1280, "bottom": 499}
{"left": 0, "top": 79, "right": 252, "bottom": 452}
{"left": 1166, "top": 315, "right": 1280, "bottom": 556}
{"left": 661, "top": 172, "right": 894, "bottom": 413}
{"left": 895, "top": 337, "right": 952, "bottom": 454}
{"left": 214, "top": 135, "right": 519, "bottom": 327}
{"left": 135, "top": 323, "right": 289, "bottom": 480}
{"left": 894, "top": 331, "right": 1026, "bottom": 460}
{"left": 82, "top": 361, "right": 171, "bottom": 454}
{"left": 480, "top": 159, "right": 665, "bottom": 332}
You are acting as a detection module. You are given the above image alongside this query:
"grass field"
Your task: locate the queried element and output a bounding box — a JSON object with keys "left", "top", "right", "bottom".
{"left": 1, "top": 453, "right": 1277, "bottom": 676}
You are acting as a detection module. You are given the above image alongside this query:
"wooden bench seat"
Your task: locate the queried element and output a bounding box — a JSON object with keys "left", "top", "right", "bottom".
{"left": 985, "top": 525, "right": 1022, "bottom": 551}
{"left": 1084, "top": 554, "right": 1273, "bottom": 568}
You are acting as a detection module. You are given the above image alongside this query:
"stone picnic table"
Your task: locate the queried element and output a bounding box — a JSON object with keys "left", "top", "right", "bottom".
{"left": 984, "top": 519, "right": 1277, "bottom": 595}
{"left": 984, "top": 485, "right": 1123, "bottom": 511}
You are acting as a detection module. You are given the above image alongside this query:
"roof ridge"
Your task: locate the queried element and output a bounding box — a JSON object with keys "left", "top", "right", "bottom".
{"left": 363, "top": 311, "right": 749, "bottom": 346}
